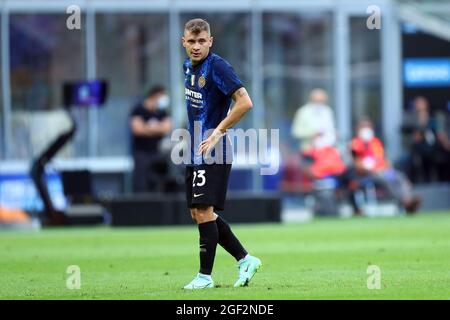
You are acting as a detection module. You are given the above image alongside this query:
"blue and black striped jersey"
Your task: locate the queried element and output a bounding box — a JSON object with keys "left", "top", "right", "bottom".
{"left": 184, "top": 52, "right": 243, "bottom": 165}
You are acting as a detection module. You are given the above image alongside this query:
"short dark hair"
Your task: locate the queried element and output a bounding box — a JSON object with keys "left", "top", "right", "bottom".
{"left": 145, "top": 85, "right": 165, "bottom": 99}
{"left": 184, "top": 18, "right": 210, "bottom": 35}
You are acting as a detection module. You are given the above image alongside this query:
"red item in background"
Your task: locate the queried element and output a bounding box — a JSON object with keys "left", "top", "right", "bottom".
{"left": 304, "top": 146, "right": 346, "bottom": 179}
{"left": 351, "top": 137, "right": 387, "bottom": 171}
{"left": 0, "top": 206, "right": 30, "bottom": 223}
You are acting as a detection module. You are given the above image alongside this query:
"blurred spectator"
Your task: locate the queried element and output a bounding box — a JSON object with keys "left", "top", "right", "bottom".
{"left": 349, "top": 119, "right": 421, "bottom": 214}
{"left": 402, "top": 96, "right": 450, "bottom": 183}
{"left": 286, "top": 88, "right": 344, "bottom": 205}
{"left": 291, "top": 88, "right": 337, "bottom": 152}
{"left": 129, "top": 86, "right": 172, "bottom": 193}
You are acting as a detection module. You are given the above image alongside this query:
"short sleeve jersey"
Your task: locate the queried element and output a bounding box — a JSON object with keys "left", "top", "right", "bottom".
{"left": 183, "top": 52, "right": 243, "bottom": 165}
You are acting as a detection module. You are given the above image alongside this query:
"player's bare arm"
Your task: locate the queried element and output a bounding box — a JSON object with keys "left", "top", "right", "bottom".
{"left": 198, "top": 87, "right": 253, "bottom": 155}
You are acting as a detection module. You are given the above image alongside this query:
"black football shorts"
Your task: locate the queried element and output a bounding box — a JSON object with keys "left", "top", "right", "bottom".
{"left": 185, "top": 164, "right": 232, "bottom": 211}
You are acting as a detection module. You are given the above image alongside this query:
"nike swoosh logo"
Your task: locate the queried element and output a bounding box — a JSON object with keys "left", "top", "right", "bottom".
{"left": 244, "top": 265, "right": 249, "bottom": 272}
{"left": 193, "top": 193, "right": 204, "bottom": 198}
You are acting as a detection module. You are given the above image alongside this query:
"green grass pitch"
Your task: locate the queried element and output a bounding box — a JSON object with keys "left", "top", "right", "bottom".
{"left": 1, "top": 212, "right": 449, "bottom": 299}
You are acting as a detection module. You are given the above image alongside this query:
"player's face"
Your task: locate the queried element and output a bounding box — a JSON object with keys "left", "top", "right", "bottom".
{"left": 182, "top": 30, "right": 213, "bottom": 65}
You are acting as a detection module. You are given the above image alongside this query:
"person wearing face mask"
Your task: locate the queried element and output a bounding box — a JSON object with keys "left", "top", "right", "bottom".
{"left": 129, "top": 85, "right": 172, "bottom": 193}
{"left": 349, "top": 119, "right": 421, "bottom": 214}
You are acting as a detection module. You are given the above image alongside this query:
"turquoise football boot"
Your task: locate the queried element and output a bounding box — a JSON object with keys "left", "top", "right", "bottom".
{"left": 183, "top": 273, "right": 214, "bottom": 290}
{"left": 233, "top": 255, "right": 262, "bottom": 287}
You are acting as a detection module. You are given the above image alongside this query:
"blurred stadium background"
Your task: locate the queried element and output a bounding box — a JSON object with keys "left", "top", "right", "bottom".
{"left": 0, "top": 0, "right": 449, "bottom": 227}
{"left": 1, "top": 0, "right": 450, "bottom": 300}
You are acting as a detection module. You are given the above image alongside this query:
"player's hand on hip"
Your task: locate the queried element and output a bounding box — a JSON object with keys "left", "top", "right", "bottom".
{"left": 198, "top": 128, "right": 225, "bottom": 156}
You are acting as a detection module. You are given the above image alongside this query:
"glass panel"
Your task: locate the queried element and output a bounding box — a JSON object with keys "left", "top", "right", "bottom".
{"left": 179, "top": 13, "right": 253, "bottom": 129}
{"left": 262, "top": 12, "right": 334, "bottom": 153}
{"left": 349, "top": 17, "right": 381, "bottom": 136}
{"left": 9, "top": 14, "right": 86, "bottom": 159}
{"left": 96, "top": 13, "right": 170, "bottom": 156}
